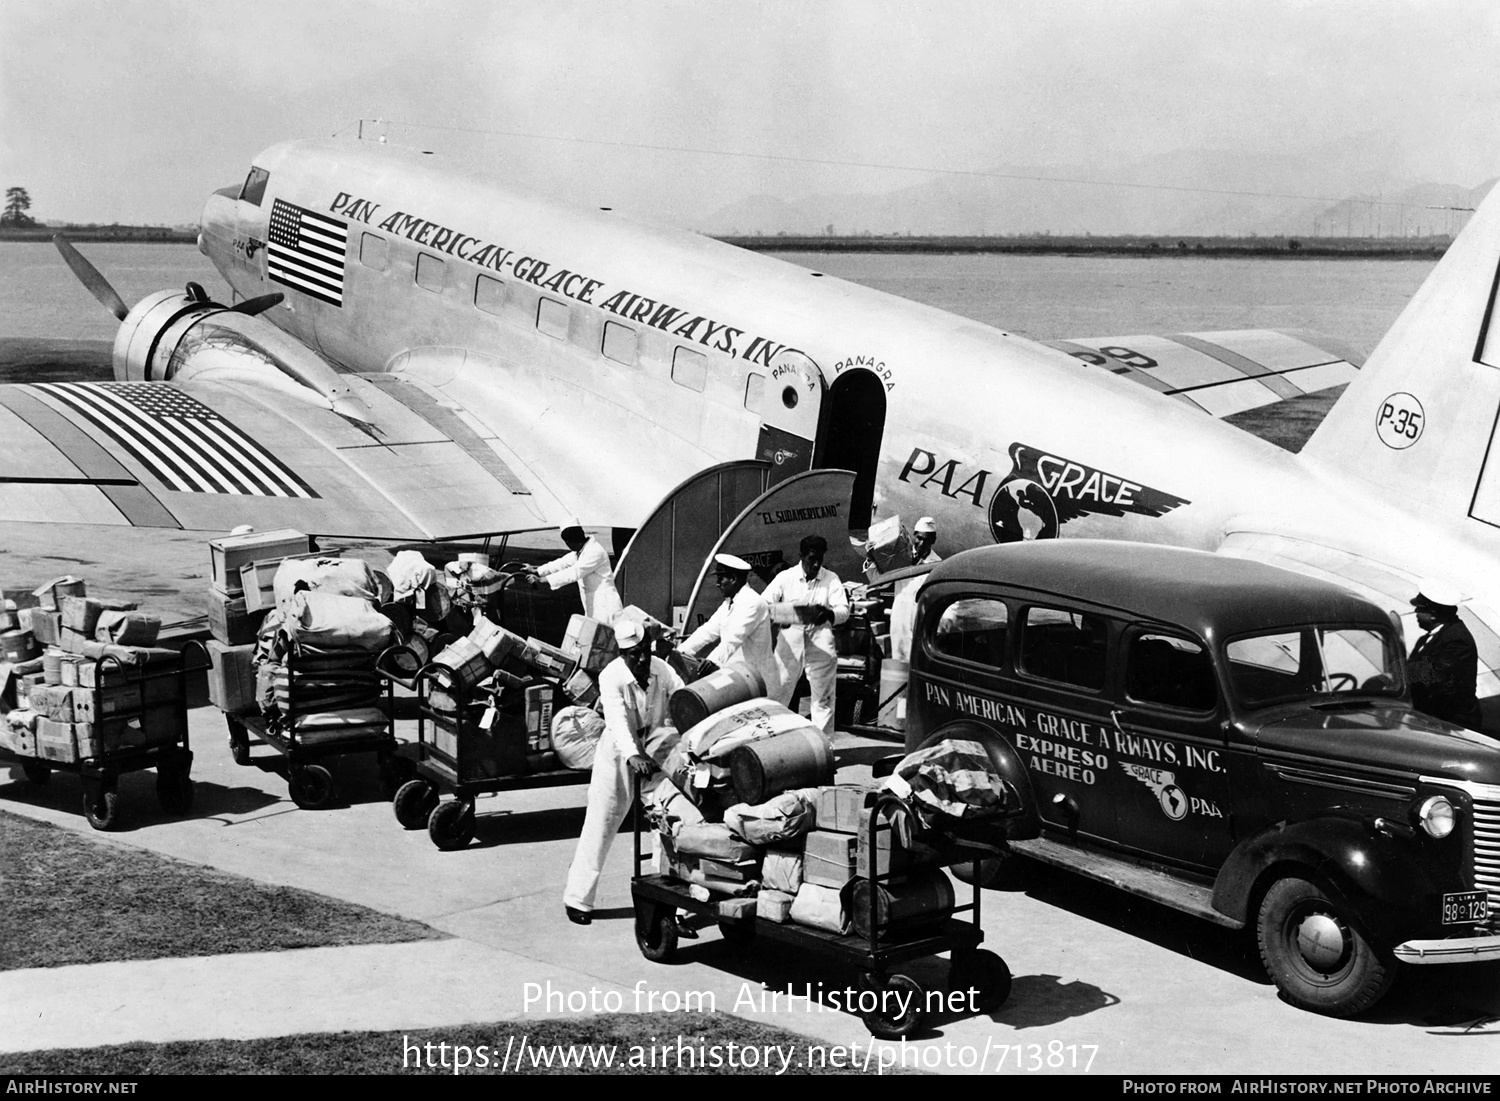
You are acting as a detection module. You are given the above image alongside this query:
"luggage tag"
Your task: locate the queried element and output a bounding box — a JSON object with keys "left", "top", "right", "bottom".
{"left": 415, "top": 587, "right": 426, "bottom": 611}
{"left": 692, "top": 763, "right": 711, "bottom": 789}
{"left": 479, "top": 705, "right": 498, "bottom": 731}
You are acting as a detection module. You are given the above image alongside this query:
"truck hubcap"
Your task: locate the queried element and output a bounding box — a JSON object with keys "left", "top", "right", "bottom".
{"left": 1293, "top": 911, "right": 1348, "bottom": 972}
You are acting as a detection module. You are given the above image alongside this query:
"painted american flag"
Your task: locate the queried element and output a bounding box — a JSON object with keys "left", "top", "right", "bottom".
{"left": 35, "top": 382, "right": 317, "bottom": 498}
{"left": 267, "top": 199, "right": 347, "bottom": 307}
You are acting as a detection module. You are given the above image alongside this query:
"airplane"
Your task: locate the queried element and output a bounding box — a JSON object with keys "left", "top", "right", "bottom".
{"left": 9, "top": 134, "right": 1500, "bottom": 729}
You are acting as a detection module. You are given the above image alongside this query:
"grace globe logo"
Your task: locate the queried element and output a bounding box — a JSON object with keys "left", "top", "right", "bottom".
{"left": 989, "top": 478, "right": 1060, "bottom": 543}
{"left": 1375, "top": 392, "right": 1424, "bottom": 450}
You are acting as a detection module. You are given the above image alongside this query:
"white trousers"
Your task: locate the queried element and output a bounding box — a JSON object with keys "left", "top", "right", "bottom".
{"left": 776, "top": 632, "right": 840, "bottom": 737}
{"left": 563, "top": 736, "right": 633, "bottom": 912}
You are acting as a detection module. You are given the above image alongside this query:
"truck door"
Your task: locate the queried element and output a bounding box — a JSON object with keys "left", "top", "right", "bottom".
{"left": 755, "top": 350, "right": 824, "bottom": 485}
{"left": 1110, "top": 628, "right": 1235, "bottom": 870}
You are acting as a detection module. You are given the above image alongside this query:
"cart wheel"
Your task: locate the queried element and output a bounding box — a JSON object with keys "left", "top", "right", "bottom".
{"left": 428, "top": 799, "right": 476, "bottom": 850}
{"left": 860, "top": 973, "right": 926, "bottom": 1040}
{"left": 83, "top": 786, "right": 120, "bottom": 831}
{"left": 226, "top": 717, "right": 251, "bottom": 766}
{"left": 718, "top": 919, "right": 755, "bottom": 953}
{"left": 636, "top": 905, "right": 679, "bottom": 963}
{"left": 379, "top": 754, "right": 418, "bottom": 800}
{"left": 288, "top": 764, "right": 336, "bottom": 810}
{"left": 949, "top": 948, "right": 1012, "bottom": 1013}
{"left": 393, "top": 779, "right": 439, "bottom": 830}
{"left": 20, "top": 760, "right": 51, "bottom": 786}
{"left": 155, "top": 764, "right": 194, "bottom": 817}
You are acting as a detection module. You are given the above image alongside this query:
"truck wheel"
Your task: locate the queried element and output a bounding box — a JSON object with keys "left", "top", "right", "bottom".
{"left": 1257, "top": 875, "right": 1394, "bottom": 1016}
{"left": 288, "top": 764, "right": 336, "bottom": 810}
{"left": 860, "top": 973, "right": 926, "bottom": 1040}
{"left": 428, "top": 799, "right": 476, "bottom": 850}
{"left": 636, "top": 906, "right": 679, "bottom": 963}
{"left": 392, "top": 779, "right": 439, "bottom": 830}
{"left": 949, "top": 948, "right": 1012, "bottom": 1013}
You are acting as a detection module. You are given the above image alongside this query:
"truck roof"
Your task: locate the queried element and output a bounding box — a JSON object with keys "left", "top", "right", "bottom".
{"left": 926, "top": 540, "right": 1392, "bottom": 641}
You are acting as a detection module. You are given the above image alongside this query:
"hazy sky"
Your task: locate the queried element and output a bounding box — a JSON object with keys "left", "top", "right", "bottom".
{"left": 3, "top": 0, "right": 1497, "bottom": 226}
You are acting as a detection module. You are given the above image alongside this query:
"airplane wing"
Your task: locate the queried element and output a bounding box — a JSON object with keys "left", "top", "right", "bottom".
{"left": 0, "top": 372, "right": 562, "bottom": 539}
{"left": 1041, "top": 328, "right": 1362, "bottom": 418}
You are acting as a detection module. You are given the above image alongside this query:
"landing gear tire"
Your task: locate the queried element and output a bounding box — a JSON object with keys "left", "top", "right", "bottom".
{"left": 1257, "top": 874, "right": 1394, "bottom": 1017}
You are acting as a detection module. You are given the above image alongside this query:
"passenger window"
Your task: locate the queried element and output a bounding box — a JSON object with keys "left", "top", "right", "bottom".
{"left": 744, "top": 373, "right": 766, "bottom": 413}
{"left": 932, "top": 598, "right": 1009, "bottom": 667}
{"left": 475, "top": 274, "right": 506, "bottom": 316}
{"left": 416, "top": 252, "right": 445, "bottom": 293}
{"left": 1126, "top": 633, "right": 1216, "bottom": 711}
{"left": 1019, "top": 606, "right": 1109, "bottom": 690}
{"left": 672, "top": 346, "right": 708, "bottom": 391}
{"left": 359, "top": 233, "right": 388, "bottom": 272}
{"left": 602, "top": 321, "right": 638, "bottom": 365}
{"left": 239, "top": 167, "right": 269, "bottom": 206}
{"left": 537, "top": 297, "right": 570, "bottom": 339}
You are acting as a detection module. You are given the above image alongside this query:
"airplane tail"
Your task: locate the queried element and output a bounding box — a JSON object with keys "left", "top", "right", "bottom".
{"left": 1302, "top": 181, "right": 1500, "bottom": 527}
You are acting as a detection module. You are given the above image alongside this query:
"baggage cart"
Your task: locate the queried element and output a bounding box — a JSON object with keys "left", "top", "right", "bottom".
{"left": 223, "top": 642, "right": 411, "bottom": 810}
{"left": 630, "top": 791, "right": 1013, "bottom": 1040}
{"left": 2, "top": 642, "right": 208, "bottom": 830}
{"left": 385, "top": 660, "right": 589, "bottom": 851}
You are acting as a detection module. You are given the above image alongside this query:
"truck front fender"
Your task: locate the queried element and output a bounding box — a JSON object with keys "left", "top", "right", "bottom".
{"left": 1213, "top": 813, "right": 1444, "bottom": 945}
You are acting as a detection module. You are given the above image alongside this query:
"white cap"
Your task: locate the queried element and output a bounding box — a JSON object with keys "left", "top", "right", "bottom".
{"left": 713, "top": 552, "right": 752, "bottom": 572}
{"left": 614, "top": 619, "right": 646, "bottom": 649}
{"left": 230, "top": 524, "right": 255, "bottom": 535}
{"left": 1413, "top": 578, "right": 1462, "bottom": 609}
{"left": 915, "top": 516, "right": 937, "bottom": 533}
{"left": 559, "top": 518, "right": 584, "bottom": 533}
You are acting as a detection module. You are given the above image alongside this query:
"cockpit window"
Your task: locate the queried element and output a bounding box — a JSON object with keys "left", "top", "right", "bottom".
{"left": 1225, "top": 626, "right": 1403, "bottom": 708}
{"left": 239, "top": 167, "right": 269, "bottom": 207}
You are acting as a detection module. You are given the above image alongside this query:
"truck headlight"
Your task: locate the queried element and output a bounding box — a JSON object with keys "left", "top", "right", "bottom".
{"left": 1417, "top": 795, "right": 1456, "bottom": 839}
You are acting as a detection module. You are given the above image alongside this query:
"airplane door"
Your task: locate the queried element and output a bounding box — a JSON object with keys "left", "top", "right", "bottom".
{"left": 755, "top": 350, "right": 824, "bottom": 485}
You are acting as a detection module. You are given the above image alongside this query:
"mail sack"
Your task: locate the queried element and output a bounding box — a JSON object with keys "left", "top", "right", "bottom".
{"left": 888, "top": 737, "right": 1011, "bottom": 828}
{"left": 282, "top": 592, "right": 394, "bottom": 652}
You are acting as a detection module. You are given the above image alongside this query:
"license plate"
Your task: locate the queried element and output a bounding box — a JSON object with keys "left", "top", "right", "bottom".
{"left": 1441, "top": 891, "right": 1489, "bottom": 924}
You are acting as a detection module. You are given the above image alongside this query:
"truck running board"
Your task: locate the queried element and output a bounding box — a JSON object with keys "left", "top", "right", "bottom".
{"left": 1011, "top": 837, "right": 1244, "bottom": 930}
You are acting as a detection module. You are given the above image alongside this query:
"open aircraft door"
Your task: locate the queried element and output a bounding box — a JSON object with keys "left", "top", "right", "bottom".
{"left": 679, "top": 468, "right": 861, "bottom": 636}
{"left": 615, "top": 460, "right": 773, "bottom": 630}
{"left": 754, "top": 350, "right": 825, "bottom": 486}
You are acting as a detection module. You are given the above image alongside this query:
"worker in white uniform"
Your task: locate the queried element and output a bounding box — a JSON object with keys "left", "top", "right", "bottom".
{"left": 678, "top": 553, "right": 778, "bottom": 698}
{"left": 763, "top": 534, "right": 849, "bottom": 737}
{"left": 530, "top": 522, "right": 623, "bottom": 624}
{"left": 564, "top": 619, "right": 684, "bottom": 925}
{"left": 912, "top": 516, "right": 941, "bottom": 566}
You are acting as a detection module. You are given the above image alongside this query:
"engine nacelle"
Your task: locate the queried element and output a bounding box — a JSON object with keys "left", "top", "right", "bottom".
{"left": 111, "top": 287, "right": 224, "bottom": 381}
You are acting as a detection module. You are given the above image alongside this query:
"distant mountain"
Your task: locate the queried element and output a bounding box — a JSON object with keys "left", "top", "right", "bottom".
{"left": 696, "top": 146, "right": 1496, "bottom": 239}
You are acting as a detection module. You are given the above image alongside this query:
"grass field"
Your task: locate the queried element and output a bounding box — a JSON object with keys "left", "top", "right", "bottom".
{"left": 0, "top": 809, "right": 444, "bottom": 971}
{"left": 0, "top": 1013, "right": 889, "bottom": 1075}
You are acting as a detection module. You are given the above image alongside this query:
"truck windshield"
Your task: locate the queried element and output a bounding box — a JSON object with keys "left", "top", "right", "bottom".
{"left": 1225, "top": 626, "right": 1404, "bottom": 708}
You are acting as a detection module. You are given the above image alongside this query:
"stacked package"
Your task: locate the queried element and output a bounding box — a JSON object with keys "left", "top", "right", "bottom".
{"left": 205, "top": 529, "right": 313, "bottom": 716}
{"left": 1, "top": 577, "right": 182, "bottom": 764}
{"left": 642, "top": 683, "right": 1003, "bottom": 940}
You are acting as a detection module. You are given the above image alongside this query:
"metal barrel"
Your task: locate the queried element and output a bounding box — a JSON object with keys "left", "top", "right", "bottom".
{"left": 729, "top": 726, "right": 834, "bottom": 804}
{"left": 846, "top": 868, "right": 956, "bottom": 940}
{"left": 670, "top": 665, "right": 767, "bottom": 731}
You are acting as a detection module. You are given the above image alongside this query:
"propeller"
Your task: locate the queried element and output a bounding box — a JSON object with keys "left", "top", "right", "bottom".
{"left": 53, "top": 235, "right": 128, "bottom": 321}
{"left": 229, "top": 292, "right": 285, "bottom": 316}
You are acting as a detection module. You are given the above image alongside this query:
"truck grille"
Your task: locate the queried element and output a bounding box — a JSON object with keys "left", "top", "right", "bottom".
{"left": 1475, "top": 794, "right": 1500, "bottom": 933}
